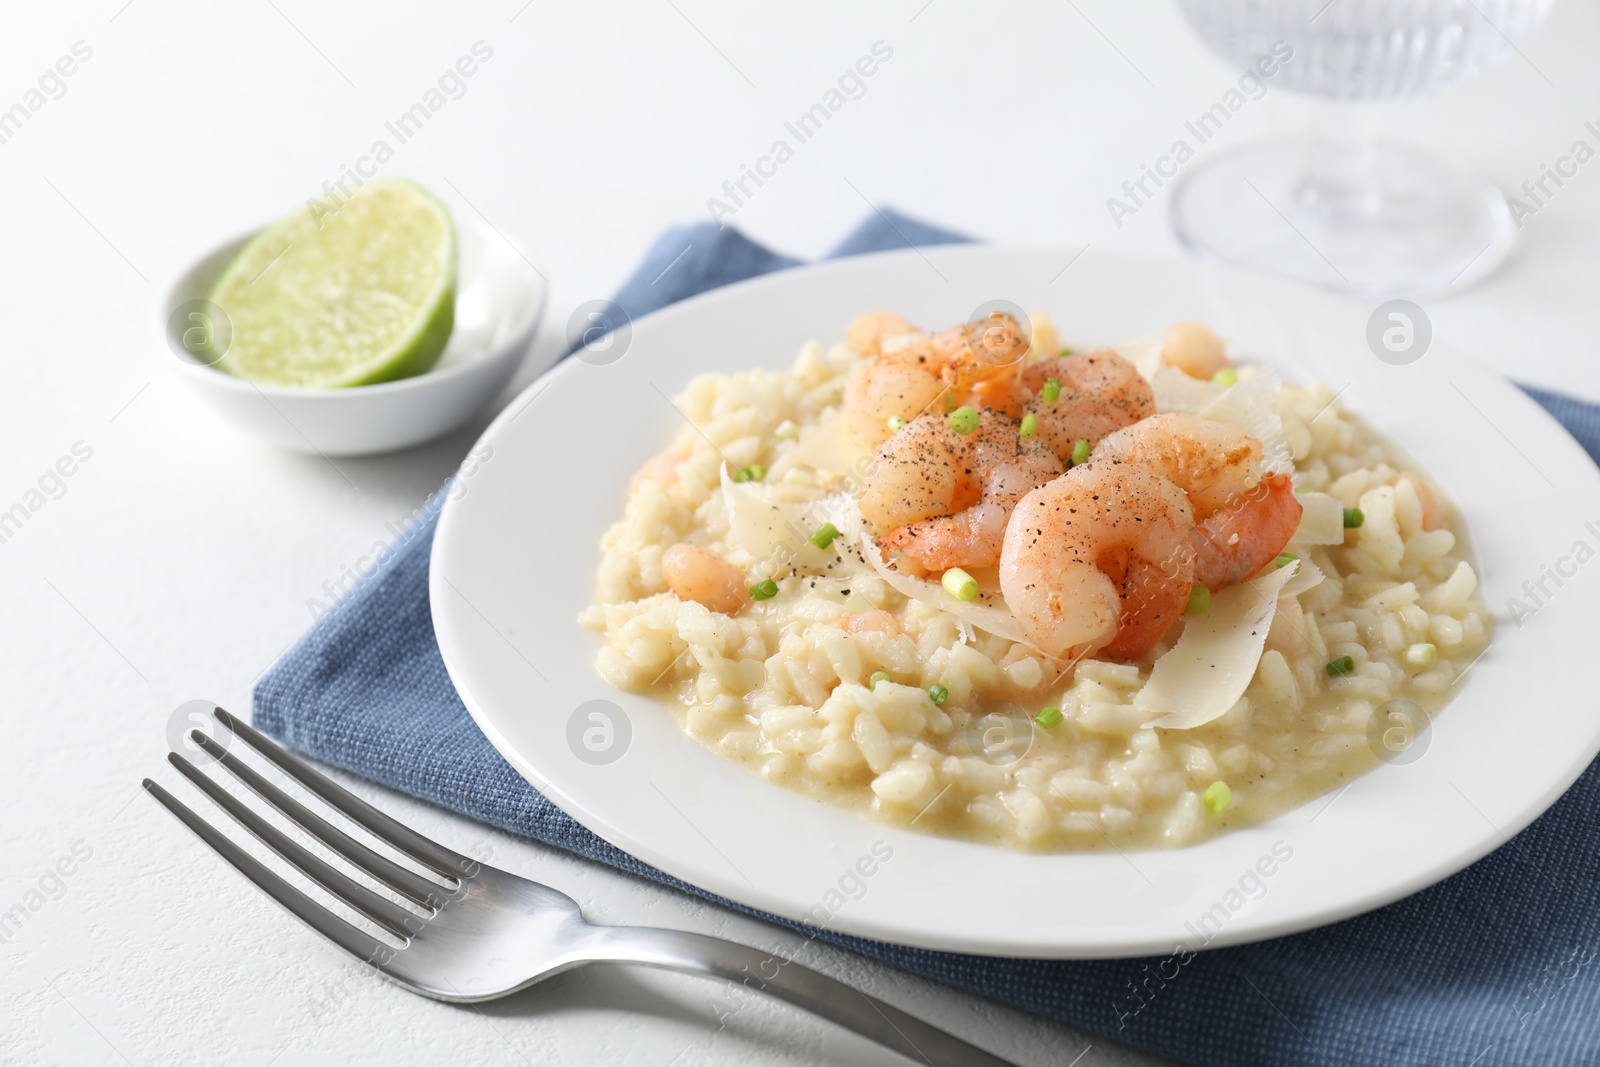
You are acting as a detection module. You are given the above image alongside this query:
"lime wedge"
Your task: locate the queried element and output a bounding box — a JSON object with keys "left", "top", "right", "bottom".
{"left": 209, "top": 179, "right": 456, "bottom": 388}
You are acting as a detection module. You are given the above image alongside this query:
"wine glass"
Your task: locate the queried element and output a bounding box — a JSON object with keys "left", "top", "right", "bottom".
{"left": 1170, "top": 0, "right": 1555, "bottom": 297}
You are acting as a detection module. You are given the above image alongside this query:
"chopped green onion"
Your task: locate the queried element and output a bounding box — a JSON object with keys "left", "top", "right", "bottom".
{"left": 1202, "top": 780, "right": 1232, "bottom": 815}
{"left": 775, "top": 419, "right": 800, "bottom": 440}
{"left": 1403, "top": 642, "right": 1438, "bottom": 668}
{"left": 1070, "top": 439, "right": 1091, "bottom": 466}
{"left": 1019, "top": 413, "right": 1038, "bottom": 439}
{"left": 947, "top": 406, "right": 980, "bottom": 435}
{"left": 1040, "top": 377, "right": 1062, "bottom": 404}
{"left": 941, "top": 567, "right": 979, "bottom": 602}
{"left": 1326, "top": 655, "right": 1356, "bottom": 677}
{"left": 886, "top": 414, "right": 909, "bottom": 433}
{"left": 749, "top": 579, "right": 778, "bottom": 601}
{"left": 869, "top": 671, "right": 892, "bottom": 689}
{"left": 735, "top": 464, "right": 766, "bottom": 483}
{"left": 927, "top": 683, "right": 949, "bottom": 705}
{"left": 1035, "top": 705, "right": 1064, "bottom": 728}
{"left": 1211, "top": 367, "right": 1239, "bottom": 387}
{"left": 1276, "top": 552, "right": 1298, "bottom": 568}
{"left": 809, "top": 522, "right": 840, "bottom": 550}
{"left": 1344, "top": 507, "right": 1365, "bottom": 528}
{"left": 941, "top": 392, "right": 959, "bottom": 413}
{"left": 1058, "top": 347, "right": 1074, "bottom": 358}
{"left": 1186, "top": 585, "right": 1211, "bottom": 615}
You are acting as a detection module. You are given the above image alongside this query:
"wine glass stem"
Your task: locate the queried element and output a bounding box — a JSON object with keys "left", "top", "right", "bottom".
{"left": 1296, "top": 100, "right": 1381, "bottom": 220}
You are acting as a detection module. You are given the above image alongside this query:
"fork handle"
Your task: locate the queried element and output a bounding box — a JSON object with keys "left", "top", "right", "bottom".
{"left": 583, "top": 925, "right": 1020, "bottom": 1066}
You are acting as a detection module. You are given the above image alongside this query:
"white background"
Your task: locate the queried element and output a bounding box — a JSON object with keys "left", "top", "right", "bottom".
{"left": 2, "top": 1, "right": 1597, "bottom": 1064}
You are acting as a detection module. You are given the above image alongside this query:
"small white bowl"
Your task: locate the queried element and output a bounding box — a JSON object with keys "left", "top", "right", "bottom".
{"left": 161, "top": 218, "right": 547, "bottom": 456}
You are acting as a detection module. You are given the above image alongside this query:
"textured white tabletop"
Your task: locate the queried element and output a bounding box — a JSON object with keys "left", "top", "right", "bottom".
{"left": 3, "top": 2, "right": 1596, "bottom": 1064}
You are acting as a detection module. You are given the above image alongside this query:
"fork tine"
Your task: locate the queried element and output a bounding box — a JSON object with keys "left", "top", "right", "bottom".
{"left": 191, "top": 730, "right": 445, "bottom": 908}
{"left": 214, "top": 708, "right": 472, "bottom": 880}
{"left": 167, "top": 753, "right": 420, "bottom": 940}
{"left": 143, "top": 778, "right": 392, "bottom": 965}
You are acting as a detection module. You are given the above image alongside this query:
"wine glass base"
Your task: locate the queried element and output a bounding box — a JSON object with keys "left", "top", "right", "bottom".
{"left": 1169, "top": 136, "right": 1517, "bottom": 298}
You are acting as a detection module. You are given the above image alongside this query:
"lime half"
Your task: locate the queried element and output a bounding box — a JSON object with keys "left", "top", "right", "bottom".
{"left": 209, "top": 179, "right": 456, "bottom": 388}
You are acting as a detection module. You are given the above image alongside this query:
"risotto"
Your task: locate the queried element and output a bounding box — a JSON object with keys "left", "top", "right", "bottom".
{"left": 579, "top": 315, "right": 1491, "bottom": 851}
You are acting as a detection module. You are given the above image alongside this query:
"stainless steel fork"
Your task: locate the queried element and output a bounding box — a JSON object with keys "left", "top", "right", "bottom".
{"left": 145, "top": 708, "right": 1019, "bottom": 1066}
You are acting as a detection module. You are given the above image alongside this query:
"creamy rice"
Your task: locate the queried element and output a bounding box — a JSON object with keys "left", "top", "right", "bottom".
{"left": 579, "top": 336, "right": 1491, "bottom": 851}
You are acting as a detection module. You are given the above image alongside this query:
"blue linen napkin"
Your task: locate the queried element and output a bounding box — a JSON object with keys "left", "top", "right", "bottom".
{"left": 256, "top": 211, "right": 1600, "bottom": 1067}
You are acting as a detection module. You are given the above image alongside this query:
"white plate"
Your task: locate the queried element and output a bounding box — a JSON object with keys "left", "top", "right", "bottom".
{"left": 431, "top": 246, "right": 1600, "bottom": 958}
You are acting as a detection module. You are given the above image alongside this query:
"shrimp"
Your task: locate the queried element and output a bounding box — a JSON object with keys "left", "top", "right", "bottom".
{"left": 846, "top": 311, "right": 921, "bottom": 358}
{"left": 1017, "top": 349, "right": 1155, "bottom": 463}
{"left": 1092, "top": 412, "right": 1302, "bottom": 590}
{"left": 999, "top": 461, "right": 1196, "bottom": 660}
{"left": 863, "top": 410, "right": 1062, "bottom": 573}
{"left": 1160, "top": 322, "right": 1230, "bottom": 379}
{"left": 845, "top": 312, "right": 1032, "bottom": 449}
{"left": 858, "top": 414, "right": 967, "bottom": 534}
{"left": 1399, "top": 473, "right": 1443, "bottom": 531}
{"left": 969, "top": 373, "right": 1026, "bottom": 419}
{"left": 1191, "top": 473, "right": 1301, "bottom": 590}
{"left": 660, "top": 543, "right": 748, "bottom": 614}
{"left": 833, "top": 609, "right": 901, "bottom": 636}
{"left": 1092, "top": 412, "right": 1261, "bottom": 515}
{"left": 630, "top": 448, "right": 685, "bottom": 491}
{"left": 846, "top": 357, "right": 949, "bottom": 452}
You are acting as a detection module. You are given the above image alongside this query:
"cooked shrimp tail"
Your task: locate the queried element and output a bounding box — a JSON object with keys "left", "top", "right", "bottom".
{"left": 1192, "top": 473, "right": 1302, "bottom": 590}
{"left": 1093, "top": 413, "right": 1302, "bottom": 592}
{"left": 999, "top": 461, "right": 1196, "bottom": 659}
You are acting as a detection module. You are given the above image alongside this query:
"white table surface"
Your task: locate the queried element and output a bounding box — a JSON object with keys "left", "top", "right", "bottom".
{"left": 3, "top": 2, "right": 1596, "bottom": 1064}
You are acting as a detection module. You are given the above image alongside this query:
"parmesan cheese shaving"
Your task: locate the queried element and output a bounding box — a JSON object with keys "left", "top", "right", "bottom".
{"left": 1199, "top": 368, "right": 1293, "bottom": 476}
{"left": 860, "top": 535, "right": 1038, "bottom": 650}
{"left": 880, "top": 331, "right": 925, "bottom": 355}
{"left": 1281, "top": 557, "right": 1325, "bottom": 598}
{"left": 767, "top": 407, "right": 869, "bottom": 480}
{"left": 721, "top": 467, "right": 861, "bottom": 577}
{"left": 1134, "top": 560, "right": 1302, "bottom": 730}
{"left": 1291, "top": 491, "right": 1346, "bottom": 544}
{"left": 1151, "top": 363, "right": 1225, "bottom": 413}
{"left": 1115, "top": 336, "right": 1164, "bottom": 379}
